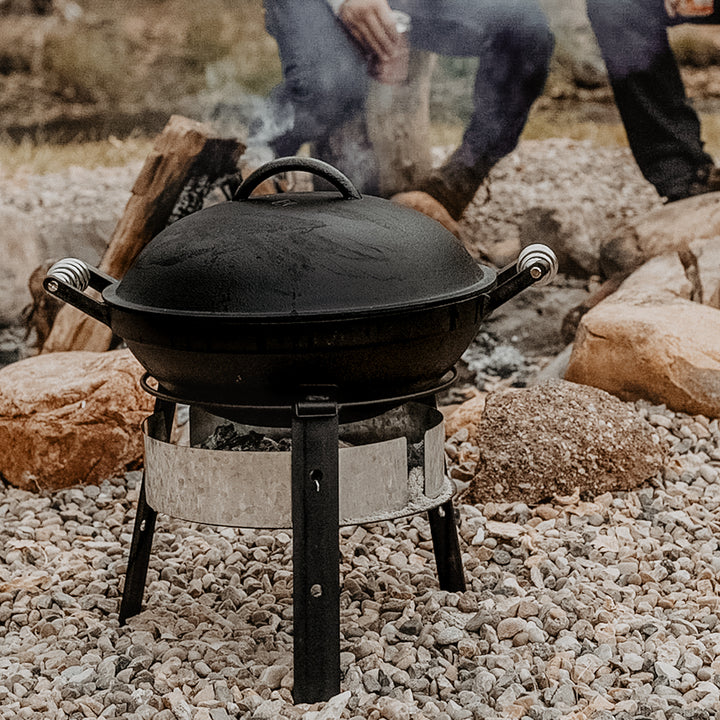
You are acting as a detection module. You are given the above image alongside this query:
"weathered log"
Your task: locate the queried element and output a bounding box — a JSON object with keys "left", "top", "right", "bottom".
{"left": 42, "top": 115, "right": 243, "bottom": 354}
{"left": 561, "top": 272, "right": 629, "bottom": 344}
{"left": 314, "top": 49, "right": 436, "bottom": 197}
{"left": 365, "top": 49, "right": 436, "bottom": 196}
{"left": 23, "top": 259, "right": 62, "bottom": 349}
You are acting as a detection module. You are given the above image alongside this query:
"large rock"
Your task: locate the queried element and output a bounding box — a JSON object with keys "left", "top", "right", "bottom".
{"left": 600, "top": 192, "right": 720, "bottom": 275}
{"left": 0, "top": 207, "right": 43, "bottom": 326}
{"left": 462, "top": 380, "right": 665, "bottom": 505}
{"left": 565, "top": 289, "right": 720, "bottom": 417}
{"left": 619, "top": 236, "right": 720, "bottom": 305}
{"left": 519, "top": 205, "right": 601, "bottom": 277}
{"left": 0, "top": 349, "right": 154, "bottom": 491}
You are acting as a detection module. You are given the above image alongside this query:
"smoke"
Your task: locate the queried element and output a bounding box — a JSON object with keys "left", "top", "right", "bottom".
{"left": 244, "top": 96, "right": 296, "bottom": 167}
{"left": 205, "top": 90, "right": 295, "bottom": 169}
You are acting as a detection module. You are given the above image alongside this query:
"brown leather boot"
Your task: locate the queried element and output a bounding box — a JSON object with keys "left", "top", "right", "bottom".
{"left": 391, "top": 191, "right": 462, "bottom": 239}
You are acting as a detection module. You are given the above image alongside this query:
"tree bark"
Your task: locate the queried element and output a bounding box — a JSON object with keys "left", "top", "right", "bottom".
{"left": 42, "top": 115, "right": 243, "bottom": 354}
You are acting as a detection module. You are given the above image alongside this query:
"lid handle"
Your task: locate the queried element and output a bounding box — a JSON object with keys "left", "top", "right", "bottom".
{"left": 234, "top": 156, "right": 362, "bottom": 200}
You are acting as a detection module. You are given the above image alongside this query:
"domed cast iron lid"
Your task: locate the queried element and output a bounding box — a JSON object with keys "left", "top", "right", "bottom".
{"left": 104, "top": 158, "right": 496, "bottom": 320}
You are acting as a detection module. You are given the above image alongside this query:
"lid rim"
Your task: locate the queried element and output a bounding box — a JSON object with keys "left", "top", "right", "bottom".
{"left": 103, "top": 273, "right": 496, "bottom": 322}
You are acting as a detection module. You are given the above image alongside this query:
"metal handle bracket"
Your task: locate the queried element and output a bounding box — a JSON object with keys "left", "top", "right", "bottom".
{"left": 44, "top": 258, "right": 117, "bottom": 327}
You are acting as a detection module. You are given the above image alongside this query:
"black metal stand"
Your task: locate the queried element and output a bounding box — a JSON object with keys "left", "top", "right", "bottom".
{"left": 118, "top": 398, "right": 171, "bottom": 625}
{"left": 417, "top": 395, "right": 466, "bottom": 593}
{"left": 291, "top": 391, "right": 341, "bottom": 703}
{"left": 118, "top": 390, "right": 466, "bottom": 703}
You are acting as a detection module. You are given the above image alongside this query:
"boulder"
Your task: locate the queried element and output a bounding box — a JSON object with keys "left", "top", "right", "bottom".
{"left": 519, "top": 205, "right": 601, "bottom": 277}
{"left": 0, "top": 349, "right": 154, "bottom": 491}
{"left": 0, "top": 207, "right": 43, "bottom": 326}
{"left": 600, "top": 192, "right": 720, "bottom": 276}
{"left": 565, "top": 289, "right": 720, "bottom": 417}
{"left": 619, "top": 236, "right": 720, "bottom": 305}
{"left": 462, "top": 380, "right": 665, "bottom": 505}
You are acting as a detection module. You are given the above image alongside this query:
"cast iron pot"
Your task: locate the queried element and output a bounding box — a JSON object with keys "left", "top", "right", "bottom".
{"left": 44, "top": 157, "right": 556, "bottom": 416}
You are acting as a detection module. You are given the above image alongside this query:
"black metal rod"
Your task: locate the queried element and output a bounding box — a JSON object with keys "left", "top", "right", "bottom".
{"left": 486, "top": 266, "right": 538, "bottom": 314}
{"left": 118, "top": 475, "right": 158, "bottom": 624}
{"left": 118, "top": 398, "right": 173, "bottom": 624}
{"left": 428, "top": 499, "right": 466, "bottom": 592}
{"left": 291, "top": 392, "right": 341, "bottom": 704}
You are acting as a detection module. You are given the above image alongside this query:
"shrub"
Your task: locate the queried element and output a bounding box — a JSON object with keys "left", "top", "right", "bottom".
{"left": 42, "top": 25, "right": 134, "bottom": 104}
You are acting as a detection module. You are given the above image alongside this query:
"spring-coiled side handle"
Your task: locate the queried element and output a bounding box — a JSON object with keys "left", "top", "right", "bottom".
{"left": 517, "top": 244, "right": 559, "bottom": 287}
{"left": 46, "top": 258, "right": 92, "bottom": 291}
{"left": 44, "top": 258, "right": 117, "bottom": 327}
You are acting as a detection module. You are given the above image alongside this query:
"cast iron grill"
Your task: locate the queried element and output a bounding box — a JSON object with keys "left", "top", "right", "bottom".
{"left": 44, "top": 157, "right": 558, "bottom": 703}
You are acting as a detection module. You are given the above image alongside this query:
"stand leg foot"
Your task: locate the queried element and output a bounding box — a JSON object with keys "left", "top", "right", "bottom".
{"left": 119, "top": 474, "right": 157, "bottom": 624}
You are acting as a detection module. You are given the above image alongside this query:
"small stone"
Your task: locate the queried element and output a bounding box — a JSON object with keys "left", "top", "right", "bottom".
{"left": 258, "top": 665, "right": 289, "bottom": 690}
{"left": 375, "top": 696, "right": 412, "bottom": 720}
{"left": 622, "top": 653, "right": 644, "bottom": 672}
{"left": 655, "top": 661, "right": 682, "bottom": 681}
{"left": 436, "top": 626, "right": 464, "bottom": 645}
{"left": 164, "top": 688, "right": 192, "bottom": 720}
{"left": 496, "top": 617, "right": 527, "bottom": 640}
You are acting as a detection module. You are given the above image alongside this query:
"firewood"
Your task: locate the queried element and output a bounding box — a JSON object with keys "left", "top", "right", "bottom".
{"left": 313, "top": 50, "right": 436, "bottom": 197}
{"left": 22, "top": 258, "right": 62, "bottom": 349}
{"left": 365, "top": 49, "right": 436, "bottom": 196}
{"left": 42, "top": 115, "right": 243, "bottom": 353}
{"left": 677, "top": 242, "right": 703, "bottom": 304}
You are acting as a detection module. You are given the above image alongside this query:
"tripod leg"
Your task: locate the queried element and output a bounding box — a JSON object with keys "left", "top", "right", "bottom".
{"left": 118, "top": 473, "right": 157, "bottom": 624}
{"left": 428, "top": 498, "right": 466, "bottom": 592}
{"left": 118, "top": 398, "right": 173, "bottom": 624}
{"left": 291, "top": 393, "right": 340, "bottom": 704}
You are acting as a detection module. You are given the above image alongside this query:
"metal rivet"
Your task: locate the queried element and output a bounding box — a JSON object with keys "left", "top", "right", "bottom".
{"left": 530, "top": 266, "right": 543, "bottom": 279}
{"left": 310, "top": 584, "right": 322, "bottom": 598}
{"left": 46, "top": 280, "right": 59, "bottom": 293}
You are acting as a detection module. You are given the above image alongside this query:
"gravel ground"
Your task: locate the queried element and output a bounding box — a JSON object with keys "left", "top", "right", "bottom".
{"left": 0, "top": 139, "right": 716, "bottom": 719}
{"left": 2, "top": 401, "right": 720, "bottom": 720}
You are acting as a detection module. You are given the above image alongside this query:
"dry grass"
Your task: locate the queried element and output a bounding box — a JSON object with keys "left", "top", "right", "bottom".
{"left": 39, "top": 0, "right": 280, "bottom": 105}
{"left": 0, "top": 135, "right": 154, "bottom": 177}
{"left": 699, "top": 112, "right": 720, "bottom": 158}
{"left": 522, "top": 112, "right": 629, "bottom": 147}
{"left": 5, "top": 108, "right": 720, "bottom": 180}
{"left": 671, "top": 26, "right": 720, "bottom": 68}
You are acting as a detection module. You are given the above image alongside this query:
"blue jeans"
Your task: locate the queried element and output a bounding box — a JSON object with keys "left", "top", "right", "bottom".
{"left": 587, "top": 0, "right": 719, "bottom": 199}
{"left": 258, "top": 0, "right": 553, "bottom": 215}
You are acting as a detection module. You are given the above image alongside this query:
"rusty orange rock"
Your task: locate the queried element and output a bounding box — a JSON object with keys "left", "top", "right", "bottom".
{"left": 0, "top": 349, "right": 154, "bottom": 491}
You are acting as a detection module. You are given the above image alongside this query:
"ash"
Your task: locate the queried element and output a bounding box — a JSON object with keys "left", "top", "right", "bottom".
{"left": 461, "top": 330, "right": 540, "bottom": 390}
{"left": 198, "top": 424, "right": 291, "bottom": 452}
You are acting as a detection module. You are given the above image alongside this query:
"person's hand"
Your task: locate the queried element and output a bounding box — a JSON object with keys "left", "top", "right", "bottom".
{"left": 338, "top": 0, "right": 400, "bottom": 60}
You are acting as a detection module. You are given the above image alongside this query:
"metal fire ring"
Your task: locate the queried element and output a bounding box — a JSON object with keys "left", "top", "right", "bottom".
{"left": 142, "top": 402, "right": 453, "bottom": 529}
